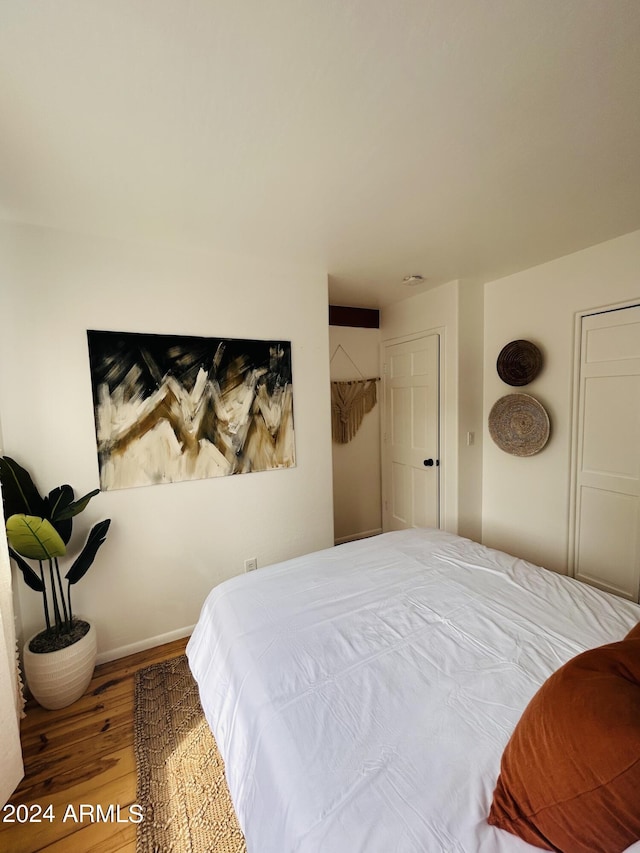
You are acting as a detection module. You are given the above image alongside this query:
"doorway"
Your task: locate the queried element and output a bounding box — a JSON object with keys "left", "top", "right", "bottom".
{"left": 381, "top": 333, "right": 440, "bottom": 531}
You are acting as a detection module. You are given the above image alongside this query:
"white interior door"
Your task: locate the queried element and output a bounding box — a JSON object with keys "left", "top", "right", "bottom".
{"left": 382, "top": 334, "right": 440, "bottom": 531}
{"left": 0, "top": 493, "right": 24, "bottom": 805}
{"left": 573, "top": 305, "right": 640, "bottom": 600}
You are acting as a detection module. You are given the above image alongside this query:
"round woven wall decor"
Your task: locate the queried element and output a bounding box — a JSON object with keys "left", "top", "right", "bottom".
{"left": 488, "top": 393, "right": 550, "bottom": 456}
{"left": 496, "top": 339, "right": 542, "bottom": 386}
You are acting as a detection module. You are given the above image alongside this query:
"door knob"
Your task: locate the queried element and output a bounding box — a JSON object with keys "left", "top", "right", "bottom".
{"left": 423, "top": 458, "right": 434, "bottom": 467}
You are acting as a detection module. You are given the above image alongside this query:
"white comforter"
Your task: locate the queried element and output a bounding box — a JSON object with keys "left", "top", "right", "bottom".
{"left": 187, "top": 528, "right": 640, "bottom": 853}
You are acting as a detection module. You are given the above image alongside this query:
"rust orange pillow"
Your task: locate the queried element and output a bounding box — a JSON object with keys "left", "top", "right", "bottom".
{"left": 625, "top": 622, "right": 640, "bottom": 640}
{"left": 488, "top": 632, "right": 640, "bottom": 853}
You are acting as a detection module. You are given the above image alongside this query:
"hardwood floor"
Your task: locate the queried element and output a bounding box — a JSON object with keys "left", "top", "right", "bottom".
{"left": 0, "top": 636, "right": 188, "bottom": 853}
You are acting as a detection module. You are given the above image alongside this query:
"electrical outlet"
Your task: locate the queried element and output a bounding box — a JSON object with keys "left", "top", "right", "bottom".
{"left": 244, "top": 557, "right": 258, "bottom": 572}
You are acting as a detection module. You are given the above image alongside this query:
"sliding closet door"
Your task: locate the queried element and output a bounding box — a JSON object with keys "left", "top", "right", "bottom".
{"left": 573, "top": 305, "right": 640, "bottom": 600}
{"left": 382, "top": 334, "right": 440, "bottom": 531}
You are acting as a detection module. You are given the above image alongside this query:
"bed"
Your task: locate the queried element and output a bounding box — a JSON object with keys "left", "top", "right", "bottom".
{"left": 186, "top": 528, "right": 640, "bottom": 853}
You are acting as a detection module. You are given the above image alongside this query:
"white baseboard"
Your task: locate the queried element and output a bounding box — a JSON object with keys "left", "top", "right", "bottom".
{"left": 95, "top": 624, "right": 195, "bottom": 666}
{"left": 334, "top": 528, "right": 383, "bottom": 546}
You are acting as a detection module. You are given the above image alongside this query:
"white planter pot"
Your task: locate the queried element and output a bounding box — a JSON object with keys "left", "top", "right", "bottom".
{"left": 23, "top": 621, "right": 97, "bottom": 710}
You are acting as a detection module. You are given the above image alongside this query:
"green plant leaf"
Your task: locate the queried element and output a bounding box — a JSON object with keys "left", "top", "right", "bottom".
{"left": 65, "top": 518, "right": 111, "bottom": 585}
{"left": 6, "top": 515, "right": 67, "bottom": 561}
{"left": 7, "top": 547, "right": 45, "bottom": 593}
{"left": 53, "top": 488, "right": 100, "bottom": 522}
{"left": 45, "top": 485, "right": 75, "bottom": 543}
{"left": 0, "top": 457, "right": 46, "bottom": 519}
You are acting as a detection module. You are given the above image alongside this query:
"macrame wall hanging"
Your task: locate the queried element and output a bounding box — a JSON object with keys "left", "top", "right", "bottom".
{"left": 330, "top": 345, "right": 380, "bottom": 444}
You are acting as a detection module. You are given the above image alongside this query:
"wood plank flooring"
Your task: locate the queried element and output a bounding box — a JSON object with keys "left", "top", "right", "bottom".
{"left": 1, "top": 636, "right": 189, "bottom": 853}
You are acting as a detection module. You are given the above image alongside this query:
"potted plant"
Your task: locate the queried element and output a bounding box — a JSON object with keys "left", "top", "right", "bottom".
{"left": 0, "top": 456, "right": 111, "bottom": 710}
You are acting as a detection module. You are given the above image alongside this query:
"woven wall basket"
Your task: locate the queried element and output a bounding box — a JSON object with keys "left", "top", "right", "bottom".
{"left": 488, "top": 393, "right": 550, "bottom": 456}
{"left": 496, "top": 339, "right": 542, "bottom": 386}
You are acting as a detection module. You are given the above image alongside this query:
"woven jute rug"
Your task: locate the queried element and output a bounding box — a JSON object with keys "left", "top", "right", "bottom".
{"left": 134, "top": 655, "right": 246, "bottom": 853}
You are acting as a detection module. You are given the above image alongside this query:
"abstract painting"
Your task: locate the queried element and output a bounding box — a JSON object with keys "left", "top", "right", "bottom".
{"left": 86, "top": 330, "right": 296, "bottom": 490}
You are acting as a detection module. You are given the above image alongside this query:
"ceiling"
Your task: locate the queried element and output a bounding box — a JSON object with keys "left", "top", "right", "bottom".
{"left": 1, "top": 1, "right": 640, "bottom": 308}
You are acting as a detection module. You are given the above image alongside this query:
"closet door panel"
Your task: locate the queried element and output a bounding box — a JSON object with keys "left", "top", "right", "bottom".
{"left": 573, "top": 305, "right": 640, "bottom": 601}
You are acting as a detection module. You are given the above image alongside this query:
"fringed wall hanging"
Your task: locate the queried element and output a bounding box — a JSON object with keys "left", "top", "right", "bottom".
{"left": 330, "top": 345, "right": 380, "bottom": 444}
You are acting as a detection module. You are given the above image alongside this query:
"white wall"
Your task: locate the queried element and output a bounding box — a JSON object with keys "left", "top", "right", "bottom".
{"left": 329, "top": 325, "right": 381, "bottom": 543}
{"left": 457, "top": 279, "right": 484, "bottom": 542}
{"left": 0, "top": 222, "right": 335, "bottom": 661}
{"left": 483, "top": 229, "right": 640, "bottom": 573}
{"left": 381, "top": 279, "right": 484, "bottom": 538}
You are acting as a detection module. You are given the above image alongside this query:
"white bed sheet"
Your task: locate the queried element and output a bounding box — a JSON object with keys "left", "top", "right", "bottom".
{"left": 187, "top": 528, "right": 640, "bottom": 853}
